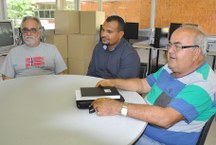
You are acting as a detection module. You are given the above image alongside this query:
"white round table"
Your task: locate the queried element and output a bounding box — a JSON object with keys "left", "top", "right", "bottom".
{"left": 0, "top": 75, "right": 147, "bottom": 145}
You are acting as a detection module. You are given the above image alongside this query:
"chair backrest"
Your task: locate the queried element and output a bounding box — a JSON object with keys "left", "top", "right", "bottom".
{"left": 196, "top": 115, "right": 215, "bottom": 145}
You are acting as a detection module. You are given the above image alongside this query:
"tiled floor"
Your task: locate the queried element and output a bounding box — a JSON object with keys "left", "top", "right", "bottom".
{"left": 204, "top": 118, "right": 216, "bottom": 145}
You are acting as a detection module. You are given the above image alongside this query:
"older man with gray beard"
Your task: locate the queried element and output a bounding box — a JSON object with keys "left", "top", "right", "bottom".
{"left": 0, "top": 16, "right": 67, "bottom": 80}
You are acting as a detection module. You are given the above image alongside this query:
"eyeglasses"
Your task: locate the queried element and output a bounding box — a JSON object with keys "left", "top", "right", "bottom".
{"left": 21, "top": 28, "right": 40, "bottom": 34}
{"left": 166, "top": 42, "right": 199, "bottom": 52}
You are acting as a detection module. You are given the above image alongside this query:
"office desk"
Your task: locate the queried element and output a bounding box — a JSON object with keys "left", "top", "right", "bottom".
{"left": 133, "top": 43, "right": 167, "bottom": 76}
{"left": 0, "top": 75, "right": 147, "bottom": 145}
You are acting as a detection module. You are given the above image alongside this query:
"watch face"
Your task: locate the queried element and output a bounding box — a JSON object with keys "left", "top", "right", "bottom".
{"left": 121, "top": 103, "right": 128, "bottom": 116}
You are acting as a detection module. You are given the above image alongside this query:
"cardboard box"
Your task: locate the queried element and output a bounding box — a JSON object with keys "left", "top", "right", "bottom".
{"left": 67, "top": 34, "right": 97, "bottom": 60}
{"left": 55, "top": 10, "right": 79, "bottom": 34}
{"left": 45, "top": 34, "right": 68, "bottom": 58}
{"left": 80, "top": 11, "right": 105, "bottom": 34}
{"left": 45, "top": 35, "right": 54, "bottom": 44}
{"left": 68, "top": 58, "right": 91, "bottom": 75}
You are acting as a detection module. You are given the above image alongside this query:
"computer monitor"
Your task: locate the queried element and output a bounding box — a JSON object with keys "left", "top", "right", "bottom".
{"left": 0, "top": 20, "right": 15, "bottom": 54}
{"left": 153, "top": 27, "right": 169, "bottom": 48}
{"left": 124, "top": 22, "right": 139, "bottom": 40}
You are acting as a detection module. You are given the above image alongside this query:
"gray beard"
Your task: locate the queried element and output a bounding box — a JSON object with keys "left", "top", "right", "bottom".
{"left": 23, "top": 36, "right": 39, "bottom": 46}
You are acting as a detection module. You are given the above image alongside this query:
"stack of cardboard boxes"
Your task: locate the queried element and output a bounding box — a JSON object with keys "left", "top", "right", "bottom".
{"left": 46, "top": 10, "right": 105, "bottom": 75}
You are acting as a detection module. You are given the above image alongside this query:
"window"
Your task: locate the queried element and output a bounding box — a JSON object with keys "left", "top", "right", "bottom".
{"left": 4, "top": 0, "right": 141, "bottom": 30}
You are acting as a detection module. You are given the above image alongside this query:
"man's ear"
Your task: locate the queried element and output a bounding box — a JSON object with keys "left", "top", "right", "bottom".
{"left": 193, "top": 48, "right": 202, "bottom": 60}
{"left": 119, "top": 31, "right": 124, "bottom": 38}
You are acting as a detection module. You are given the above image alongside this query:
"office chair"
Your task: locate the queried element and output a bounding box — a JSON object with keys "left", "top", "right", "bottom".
{"left": 196, "top": 114, "right": 215, "bottom": 145}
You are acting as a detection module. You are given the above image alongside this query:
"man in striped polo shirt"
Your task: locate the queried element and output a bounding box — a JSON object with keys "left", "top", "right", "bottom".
{"left": 92, "top": 25, "right": 216, "bottom": 145}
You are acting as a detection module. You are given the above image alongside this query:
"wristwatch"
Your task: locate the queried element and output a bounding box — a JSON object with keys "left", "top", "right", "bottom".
{"left": 120, "top": 102, "right": 128, "bottom": 116}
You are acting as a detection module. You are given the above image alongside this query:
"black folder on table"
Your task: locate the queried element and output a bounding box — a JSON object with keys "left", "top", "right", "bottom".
{"left": 76, "top": 87, "right": 125, "bottom": 109}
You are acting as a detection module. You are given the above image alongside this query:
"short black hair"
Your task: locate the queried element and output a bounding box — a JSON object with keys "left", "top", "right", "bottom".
{"left": 105, "top": 15, "right": 125, "bottom": 32}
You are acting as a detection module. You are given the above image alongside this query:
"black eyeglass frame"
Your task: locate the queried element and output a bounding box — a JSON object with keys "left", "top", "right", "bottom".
{"left": 166, "top": 42, "right": 199, "bottom": 50}
{"left": 21, "top": 27, "right": 41, "bottom": 34}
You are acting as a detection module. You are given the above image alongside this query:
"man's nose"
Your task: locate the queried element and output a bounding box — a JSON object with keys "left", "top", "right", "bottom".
{"left": 26, "top": 31, "right": 32, "bottom": 35}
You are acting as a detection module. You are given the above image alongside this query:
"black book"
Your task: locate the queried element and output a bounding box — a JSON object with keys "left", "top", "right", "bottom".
{"left": 76, "top": 87, "right": 124, "bottom": 109}
{"left": 80, "top": 87, "right": 121, "bottom": 100}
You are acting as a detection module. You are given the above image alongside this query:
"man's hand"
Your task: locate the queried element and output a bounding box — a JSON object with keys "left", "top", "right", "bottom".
{"left": 2, "top": 75, "right": 13, "bottom": 80}
{"left": 91, "top": 98, "right": 123, "bottom": 116}
{"left": 96, "top": 79, "right": 114, "bottom": 87}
